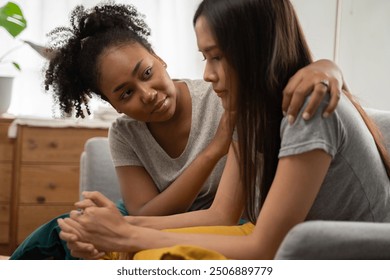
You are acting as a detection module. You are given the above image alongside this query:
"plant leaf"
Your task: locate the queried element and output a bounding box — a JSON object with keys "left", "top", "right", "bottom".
{"left": 12, "top": 61, "right": 21, "bottom": 71}
{"left": 0, "top": 2, "right": 27, "bottom": 37}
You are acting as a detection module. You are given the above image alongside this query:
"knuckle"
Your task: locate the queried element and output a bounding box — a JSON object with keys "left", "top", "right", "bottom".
{"left": 293, "top": 86, "right": 306, "bottom": 97}
{"left": 288, "top": 105, "right": 296, "bottom": 113}
{"left": 318, "top": 90, "right": 326, "bottom": 97}
{"left": 296, "top": 68, "right": 305, "bottom": 76}
{"left": 322, "top": 72, "right": 330, "bottom": 80}
{"left": 284, "top": 90, "right": 293, "bottom": 98}
{"left": 315, "top": 85, "right": 328, "bottom": 95}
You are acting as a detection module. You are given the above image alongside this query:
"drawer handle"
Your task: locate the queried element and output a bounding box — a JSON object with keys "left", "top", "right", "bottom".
{"left": 36, "top": 196, "right": 46, "bottom": 204}
{"left": 48, "top": 183, "right": 56, "bottom": 190}
{"left": 27, "top": 139, "right": 37, "bottom": 150}
{"left": 48, "top": 141, "right": 58, "bottom": 149}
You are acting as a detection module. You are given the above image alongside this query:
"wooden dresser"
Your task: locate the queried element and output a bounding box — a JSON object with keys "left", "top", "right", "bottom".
{"left": 0, "top": 117, "right": 110, "bottom": 255}
{"left": 0, "top": 118, "right": 14, "bottom": 255}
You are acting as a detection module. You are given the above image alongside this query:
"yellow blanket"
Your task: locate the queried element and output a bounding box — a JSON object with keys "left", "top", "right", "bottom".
{"left": 105, "top": 223, "right": 255, "bottom": 260}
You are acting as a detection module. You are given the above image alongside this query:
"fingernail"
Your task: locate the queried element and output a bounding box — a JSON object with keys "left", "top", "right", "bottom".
{"left": 302, "top": 112, "right": 310, "bottom": 120}
{"left": 288, "top": 115, "right": 295, "bottom": 125}
{"left": 323, "top": 112, "right": 329, "bottom": 118}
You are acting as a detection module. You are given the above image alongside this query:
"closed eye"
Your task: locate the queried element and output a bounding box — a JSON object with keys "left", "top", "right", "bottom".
{"left": 200, "top": 53, "right": 222, "bottom": 62}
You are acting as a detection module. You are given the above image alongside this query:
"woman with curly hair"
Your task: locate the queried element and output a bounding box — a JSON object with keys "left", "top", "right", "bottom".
{"left": 10, "top": 2, "right": 345, "bottom": 259}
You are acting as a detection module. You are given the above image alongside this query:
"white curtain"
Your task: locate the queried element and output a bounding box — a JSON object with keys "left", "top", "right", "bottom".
{"left": 0, "top": 0, "right": 203, "bottom": 118}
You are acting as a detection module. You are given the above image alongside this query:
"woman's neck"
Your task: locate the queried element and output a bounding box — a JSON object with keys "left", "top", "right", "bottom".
{"left": 146, "top": 81, "right": 192, "bottom": 158}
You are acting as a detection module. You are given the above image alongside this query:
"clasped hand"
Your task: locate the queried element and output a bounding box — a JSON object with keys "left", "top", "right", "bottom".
{"left": 57, "top": 191, "right": 130, "bottom": 259}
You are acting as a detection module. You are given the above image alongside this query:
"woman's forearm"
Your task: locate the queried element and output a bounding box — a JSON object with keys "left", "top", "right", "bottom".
{"left": 133, "top": 147, "right": 226, "bottom": 216}
{"left": 125, "top": 206, "right": 237, "bottom": 230}
{"left": 124, "top": 225, "right": 264, "bottom": 259}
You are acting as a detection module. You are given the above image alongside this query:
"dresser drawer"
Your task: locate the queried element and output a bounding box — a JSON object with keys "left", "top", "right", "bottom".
{"left": 20, "top": 126, "right": 107, "bottom": 163}
{"left": 0, "top": 122, "right": 13, "bottom": 161}
{"left": 0, "top": 204, "right": 10, "bottom": 243}
{"left": 19, "top": 165, "right": 80, "bottom": 204}
{"left": 0, "top": 163, "right": 12, "bottom": 202}
{"left": 17, "top": 205, "right": 76, "bottom": 244}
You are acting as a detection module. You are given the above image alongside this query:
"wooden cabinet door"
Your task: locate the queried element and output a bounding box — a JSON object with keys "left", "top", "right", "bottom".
{"left": 0, "top": 122, "right": 13, "bottom": 161}
{"left": 0, "top": 204, "right": 9, "bottom": 243}
{"left": 19, "top": 165, "right": 80, "bottom": 204}
{"left": 0, "top": 163, "right": 12, "bottom": 202}
{"left": 20, "top": 126, "right": 107, "bottom": 163}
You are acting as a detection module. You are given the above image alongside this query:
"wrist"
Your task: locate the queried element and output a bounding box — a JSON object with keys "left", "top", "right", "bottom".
{"left": 125, "top": 215, "right": 140, "bottom": 226}
{"left": 203, "top": 144, "right": 226, "bottom": 162}
{"left": 118, "top": 222, "right": 139, "bottom": 252}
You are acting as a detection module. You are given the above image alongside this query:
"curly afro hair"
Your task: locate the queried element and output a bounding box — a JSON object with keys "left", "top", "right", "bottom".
{"left": 44, "top": 2, "right": 152, "bottom": 118}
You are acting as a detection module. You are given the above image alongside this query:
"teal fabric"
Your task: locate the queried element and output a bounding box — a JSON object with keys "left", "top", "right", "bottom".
{"left": 9, "top": 213, "right": 77, "bottom": 260}
{"left": 115, "top": 199, "right": 129, "bottom": 216}
{"left": 10, "top": 200, "right": 128, "bottom": 260}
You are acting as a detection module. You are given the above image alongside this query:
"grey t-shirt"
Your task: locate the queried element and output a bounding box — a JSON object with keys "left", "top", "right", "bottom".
{"left": 279, "top": 95, "right": 390, "bottom": 222}
{"left": 109, "top": 79, "right": 226, "bottom": 211}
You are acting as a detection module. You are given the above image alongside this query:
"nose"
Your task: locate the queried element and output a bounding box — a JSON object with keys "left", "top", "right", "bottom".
{"left": 140, "top": 89, "right": 158, "bottom": 104}
{"left": 203, "top": 62, "right": 217, "bottom": 83}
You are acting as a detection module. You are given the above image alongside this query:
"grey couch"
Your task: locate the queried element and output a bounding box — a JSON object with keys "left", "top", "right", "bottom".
{"left": 79, "top": 108, "right": 390, "bottom": 259}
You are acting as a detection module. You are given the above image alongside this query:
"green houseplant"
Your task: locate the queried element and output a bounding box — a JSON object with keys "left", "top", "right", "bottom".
{"left": 0, "top": 1, "right": 27, "bottom": 115}
{"left": 0, "top": 1, "right": 27, "bottom": 70}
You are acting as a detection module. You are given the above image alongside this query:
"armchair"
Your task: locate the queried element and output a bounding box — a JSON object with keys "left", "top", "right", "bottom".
{"left": 79, "top": 137, "right": 121, "bottom": 202}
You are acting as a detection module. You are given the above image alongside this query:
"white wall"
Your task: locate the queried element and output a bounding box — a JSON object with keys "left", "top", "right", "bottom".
{"left": 338, "top": 0, "right": 390, "bottom": 110}
{"left": 292, "top": 0, "right": 390, "bottom": 111}
{"left": 292, "top": 0, "right": 338, "bottom": 60}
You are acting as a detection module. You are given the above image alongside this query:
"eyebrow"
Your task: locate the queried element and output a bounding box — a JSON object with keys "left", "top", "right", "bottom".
{"left": 199, "top": 45, "right": 218, "bottom": 53}
{"left": 112, "top": 59, "right": 143, "bottom": 93}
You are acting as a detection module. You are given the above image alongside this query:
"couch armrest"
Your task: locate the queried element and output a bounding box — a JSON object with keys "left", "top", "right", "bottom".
{"left": 79, "top": 137, "right": 121, "bottom": 202}
{"left": 275, "top": 221, "right": 390, "bottom": 259}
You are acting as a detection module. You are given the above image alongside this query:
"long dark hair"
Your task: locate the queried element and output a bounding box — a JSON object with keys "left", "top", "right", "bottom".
{"left": 44, "top": 3, "right": 152, "bottom": 118}
{"left": 194, "top": 0, "right": 390, "bottom": 223}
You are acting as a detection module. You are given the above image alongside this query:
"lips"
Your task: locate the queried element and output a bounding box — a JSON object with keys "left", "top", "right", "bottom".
{"left": 151, "top": 97, "right": 168, "bottom": 114}
{"left": 214, "top": 89, "right": 227, "bottom": 98}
